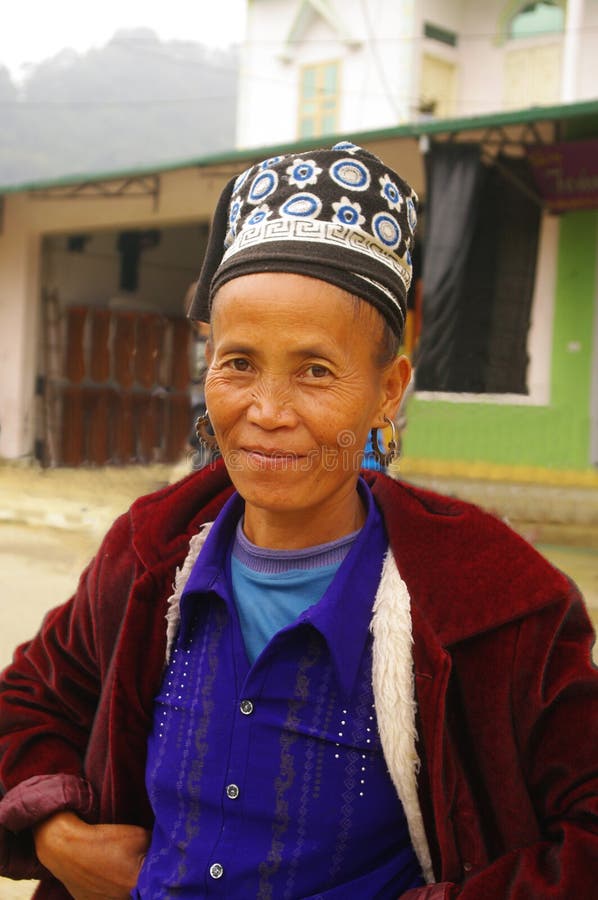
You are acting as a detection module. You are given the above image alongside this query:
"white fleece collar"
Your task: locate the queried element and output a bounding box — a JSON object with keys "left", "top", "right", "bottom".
{"left": 370, "top": 549, "right": 435, "bottom": 883}
{"left": 165, "top": 522, "right": 214, "bottom": 664}
{"left": 164, "top": 522, "right": 434, "bottom": 884}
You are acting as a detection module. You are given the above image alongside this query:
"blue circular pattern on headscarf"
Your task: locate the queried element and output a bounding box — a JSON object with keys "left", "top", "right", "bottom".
{"left": 295, "top": 164, "right": 312, "bottom": 181}
{"left": 331, "top": 141, "right": 361, "bottom": 154}
{"left": 329, "top": 158, "right": 371, "bottom": 191}
{"left": 372, "top": 212, "right": 401, "bottom": 249}
{"left": 246, "top": 205, "right": 271, "bottom": 226}
{"left": 260, "top": 156, "right": 283, "bottom": 170}
{"left": 248, "top": 170, "right": 279, "bottom": 204}
{"left": 287, "top": 159, "right": 321, "bottom": 186}
{"left": 381, "top": 178, "right": 402, "bottom": 208}
{"left": 280, "top": 193, "right": 322, "bottom": 218}
{"left": 228, "top": 198, "right": 243, "bottom": 230}
{"left": 407, "top": 197, "right": 417, "bottom": 232}
{"left": 333, "top": 199, "right": 364, "bottom": 226}
{"left": 233, "top": 167, "right": 252, "bottom": 194}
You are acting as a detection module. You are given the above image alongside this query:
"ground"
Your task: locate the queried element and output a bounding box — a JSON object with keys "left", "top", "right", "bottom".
{"left": 0, "top": 462, "right": 596, "bottom": 899}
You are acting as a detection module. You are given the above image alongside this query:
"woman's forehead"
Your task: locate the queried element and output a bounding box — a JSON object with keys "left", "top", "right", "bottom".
{"left": 212, "top": 272, "right": 370, "bottom": 325}
{"left": 211, "top": 273, "right": 378, "bottom": 344}
{"left": 212, "top": 272, "right": 349, "bottom": 317}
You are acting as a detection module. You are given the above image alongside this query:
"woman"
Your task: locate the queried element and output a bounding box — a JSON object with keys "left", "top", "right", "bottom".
{"left": 0, "top": 144, "right": 596, "bottom": 899}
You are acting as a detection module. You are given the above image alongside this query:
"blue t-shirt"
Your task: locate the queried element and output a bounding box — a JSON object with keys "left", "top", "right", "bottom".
{"left": 231, "top": 519, "right": 359, "bottom": 663}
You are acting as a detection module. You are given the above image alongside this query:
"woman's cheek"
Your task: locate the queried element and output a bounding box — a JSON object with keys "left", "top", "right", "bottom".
{"left": 205, "top": 372, "right": 236, "bottom": 403}
{"left": 206, "top": 378, "right": 248, "bottom": 430}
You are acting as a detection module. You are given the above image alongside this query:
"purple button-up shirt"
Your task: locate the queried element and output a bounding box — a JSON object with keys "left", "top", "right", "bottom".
{"left": 134, "top": 480, "right": 423, "bottom": 898}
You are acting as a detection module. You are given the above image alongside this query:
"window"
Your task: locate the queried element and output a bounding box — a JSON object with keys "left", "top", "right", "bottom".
{"left": 503, "top": 42, "right": 562, "bottom": 108}
{"left": 416, "top": 146, "right": 542, "bottom": 396}
{"left": 448, "top": 158, "right": 542, "bottom": 394}
{"left": 419, "top": 55, "right": 457, "bottom": 119}
{"left": 298, "top": 61, "right": 340, "bottom": 139}
{"left": 503, "top": 2, "right": 564, "bottom": 109}
{"left": 509, "top": 2, "right": 565, "bottom": 40}
{"left": 423, "top": 22, "right": 458, "bottom": 48}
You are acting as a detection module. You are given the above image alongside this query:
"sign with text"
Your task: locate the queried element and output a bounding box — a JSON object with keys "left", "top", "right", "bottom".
{"left": 527, "top": 140, "right": 598, "bottom": 212}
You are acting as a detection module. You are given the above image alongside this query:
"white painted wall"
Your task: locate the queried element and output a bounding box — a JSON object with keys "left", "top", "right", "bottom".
{"left": 338, "top": 0, "right": 417, "bottom": 129}
{"left": 457, "top": 1, "right": 507, "bottom": 116}
{"left": 237, "top": 0, "right": 298, "bottom": 149}
{"left": 524, "top": 213, "right": 559, "bottom": 405}
{"left": 43, "top": 225, "right": 206, "bottom": 316}
{"left": 0, "top": 198, "right": 41, "bottom": 459}
{"left": 578, "top": 0, "right": 598, "bottom": 103}
{"left": 237, "top": 0, "right": 419, "bottom": 148}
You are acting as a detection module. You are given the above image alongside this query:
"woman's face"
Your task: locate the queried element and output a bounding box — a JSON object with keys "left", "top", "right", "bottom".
{"left": 205, "top": 272, "right": 410, "bottom": 522}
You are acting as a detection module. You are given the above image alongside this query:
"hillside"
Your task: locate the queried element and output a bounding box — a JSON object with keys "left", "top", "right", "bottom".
{"left": 0, "top": 28, "right": 238, "bottom": 186}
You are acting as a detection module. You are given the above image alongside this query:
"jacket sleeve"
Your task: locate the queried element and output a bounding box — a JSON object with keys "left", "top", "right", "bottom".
{"left": 471, "top": 586, "right": 597, "bottom": 897}
{"left": 0, "top": 512, "right": 137, "bottom": 878}
{"left": 417, "top": 583, "right": 598, "bottom": 899}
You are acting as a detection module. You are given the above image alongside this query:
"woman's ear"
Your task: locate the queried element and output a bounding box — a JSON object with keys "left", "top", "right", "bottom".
{"left": 376, "top": 354, "right": 412, "bottom": 426}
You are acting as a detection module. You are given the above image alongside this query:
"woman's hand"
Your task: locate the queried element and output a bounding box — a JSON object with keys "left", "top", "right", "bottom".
{"left": 33, "top": 810, "right": 151, "bottom": 899}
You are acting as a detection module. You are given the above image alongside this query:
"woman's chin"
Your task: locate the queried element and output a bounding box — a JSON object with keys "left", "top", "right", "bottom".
{"left": 229, "top": 469, "right": 307, "bottom": 505}
{"left": 225, "top": 459, "right": 361, "bottom": 519}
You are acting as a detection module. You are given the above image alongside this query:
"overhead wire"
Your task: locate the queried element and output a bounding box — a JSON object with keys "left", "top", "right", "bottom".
{"left": 0, "top": 20, "right": 595, "bottom": 112}
{"left": 358, "top": 0, "right": 403, "bottom": 120}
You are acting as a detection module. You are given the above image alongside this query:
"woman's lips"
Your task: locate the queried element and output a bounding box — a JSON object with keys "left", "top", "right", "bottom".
{"left": 242, "top": 448, "right": 305, "bottom": 469}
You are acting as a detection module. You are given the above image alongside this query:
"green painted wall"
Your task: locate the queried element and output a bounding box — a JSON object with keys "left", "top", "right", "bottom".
{"left": 404, "top": 210, "right": 598, "bottom": 470}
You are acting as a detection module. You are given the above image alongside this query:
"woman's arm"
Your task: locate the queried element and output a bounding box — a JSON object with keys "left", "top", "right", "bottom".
{"left": 33, "top": 811, "right": 150, "bottom": 900}
{"left": 406, "top": 586, "right": 598, "bottom": 899}
{"left": 0, "top": 512, "right": 140, "bottom": 879}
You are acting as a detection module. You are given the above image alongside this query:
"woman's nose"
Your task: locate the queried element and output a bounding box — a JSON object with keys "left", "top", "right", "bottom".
{"left": 246, "top": 380, "right": 296, "bottom": 428}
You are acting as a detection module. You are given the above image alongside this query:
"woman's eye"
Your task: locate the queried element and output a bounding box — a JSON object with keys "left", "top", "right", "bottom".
{"left": 305, "top": 364, "right": 331, "bottom": 378}
{"left": 227, "top": 357, "right": 251, "bottom": 372}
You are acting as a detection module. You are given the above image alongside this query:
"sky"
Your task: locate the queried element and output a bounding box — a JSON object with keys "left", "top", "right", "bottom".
{"left": 0, "top": 0, "right": 247, "bottom": 79}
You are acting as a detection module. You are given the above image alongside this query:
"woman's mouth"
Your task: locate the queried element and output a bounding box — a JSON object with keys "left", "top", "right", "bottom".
{"left": 243, "top": 448, "right": 304, "bottom": 470}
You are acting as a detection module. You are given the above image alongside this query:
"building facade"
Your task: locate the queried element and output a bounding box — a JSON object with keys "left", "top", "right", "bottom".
{"left": 237, "top": 0, "right": 598, "bottom": 147}
{"left": 0, "top": 1, "right": 597, "bottom": 481}
{"left": 0, "top": 165, "right": 225, "bottom": 465}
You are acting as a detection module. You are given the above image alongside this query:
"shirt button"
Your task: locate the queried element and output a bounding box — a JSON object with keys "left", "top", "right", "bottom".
{"left": 226, "top": 783, "right": 240, "bottom": 800}
{"left": 240, "top": 699, "right": 254, "bottom": 715}
{"left": 209, "top": 862, "right": 224, "bottom": 879}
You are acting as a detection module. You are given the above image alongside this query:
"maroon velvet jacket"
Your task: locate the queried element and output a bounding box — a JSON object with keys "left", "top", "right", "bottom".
{"left": 0, "top": 462, "right": 596, "bottom": 899}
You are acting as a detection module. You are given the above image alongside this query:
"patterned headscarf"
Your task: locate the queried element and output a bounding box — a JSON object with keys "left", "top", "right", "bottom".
{"left": 188, "top": 142, "right": 418, "bottom": 336}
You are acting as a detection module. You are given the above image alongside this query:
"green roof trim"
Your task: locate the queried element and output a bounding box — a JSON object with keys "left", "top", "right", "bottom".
{"left": 2, "top": 98, "right": 598, "bottom": 196}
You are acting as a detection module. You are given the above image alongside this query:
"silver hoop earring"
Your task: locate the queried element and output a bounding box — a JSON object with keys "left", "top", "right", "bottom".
{"left": 370, "top": 415, "right": 399, "bottom": 466}
{"left": 194, "top": 409, "right": 219, "bottom": 453}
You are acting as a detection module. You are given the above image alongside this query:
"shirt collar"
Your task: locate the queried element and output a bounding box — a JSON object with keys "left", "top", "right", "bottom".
{"left": 182, "top": 478, "right": 388, "bottom": 697}
{"left": 182, "top": 489, "right": 244, "bottom": 598}
{"left": 298, "top": 479, "right": 388, "bottom": 697}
